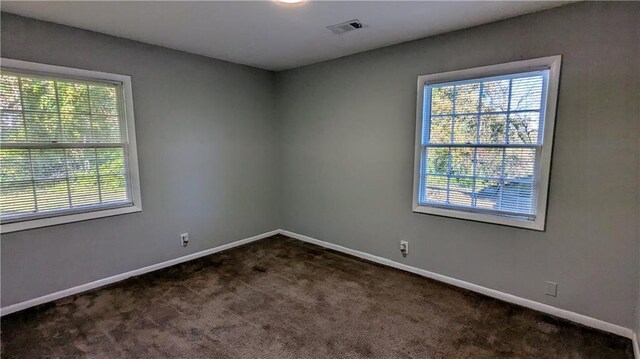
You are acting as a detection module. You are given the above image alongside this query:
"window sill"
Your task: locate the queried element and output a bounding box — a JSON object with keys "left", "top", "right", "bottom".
{"left": 413, "top": 205, "right": 545, "bottom": 231}
{"left": 0, "top": 205, "right": 142, "bottom": 234}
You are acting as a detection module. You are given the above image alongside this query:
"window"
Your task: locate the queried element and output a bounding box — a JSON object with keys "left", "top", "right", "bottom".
{"left": 1, "top": 59, "right": 141, "bottom": 233}
{"left": 413, "top": 56, "right": 561, "bottom": 230}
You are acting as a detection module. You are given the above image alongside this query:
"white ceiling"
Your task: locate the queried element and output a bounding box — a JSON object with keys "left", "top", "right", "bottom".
{"left": 1, "top": 1, "right": 572, "bottom": 71}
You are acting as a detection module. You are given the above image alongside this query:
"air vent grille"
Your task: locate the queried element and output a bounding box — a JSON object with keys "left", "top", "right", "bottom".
{"left": 326, "top": 19, "right": 364, "bottom": 34}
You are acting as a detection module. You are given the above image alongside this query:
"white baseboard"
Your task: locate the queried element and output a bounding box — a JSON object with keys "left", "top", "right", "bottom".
{"left": 633, "top": 332, "right": 639, "bottom": 359}
{"left": 0, "top": 229, "right": 280, "bottom": 316}
{"left": 278, "top": 229, "right": 635, "bottom": 341}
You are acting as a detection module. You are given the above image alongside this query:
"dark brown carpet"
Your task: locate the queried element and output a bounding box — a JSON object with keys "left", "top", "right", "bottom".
{"left": 1, "top": 235, "right": 633, "bottom": 358}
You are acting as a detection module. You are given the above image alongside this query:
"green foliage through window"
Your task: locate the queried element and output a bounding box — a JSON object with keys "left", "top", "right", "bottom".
{"left": 0, "top": 70, "right": 130, "bottom": 220}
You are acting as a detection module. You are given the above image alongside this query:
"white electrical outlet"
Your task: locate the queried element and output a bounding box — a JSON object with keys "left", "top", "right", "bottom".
{"left": 545, "top": 281, "right": 558, "bottom": 297}
{"left": 180, "top": 233, "right": 189, "bottom": 247}
{"left": 400, "top": 240, "right": 409, "bottom": 257}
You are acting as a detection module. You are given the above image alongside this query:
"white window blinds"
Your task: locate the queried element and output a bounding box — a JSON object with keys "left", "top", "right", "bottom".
{"left": 0, "top": 70, "right": 132, "bottom": 223}
{"left": 418, "top": 70, "right": 549, "bottom": 220}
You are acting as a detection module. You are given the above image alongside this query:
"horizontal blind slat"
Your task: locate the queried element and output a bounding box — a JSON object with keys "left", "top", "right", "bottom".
{"left": 0, "top": 70, "right": 131, "bottom": 222}
{"left": 2, "top": 143, "right": 126, "bottom": 149}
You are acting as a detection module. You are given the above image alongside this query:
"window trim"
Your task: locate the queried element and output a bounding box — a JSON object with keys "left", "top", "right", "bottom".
{"left": 412, "top": 56, "right": 561, "bottom": 231}
{"left": 0, "top": 58, "right": 142, "bottom": 233}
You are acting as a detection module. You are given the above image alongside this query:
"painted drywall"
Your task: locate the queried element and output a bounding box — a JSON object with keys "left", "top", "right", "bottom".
{"left": 638, "top": 266, "right": 640, "bottom": 338}
{"left": 276, "top": 1, "right": 640, "bottom": 329}
{"left": 0, "top": 13, "right": 280, "bottom": 307}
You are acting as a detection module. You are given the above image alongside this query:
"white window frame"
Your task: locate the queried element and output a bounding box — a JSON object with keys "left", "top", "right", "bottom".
{"left": 0, "top": 58, "right": 142, "bottom": 233}
{"left": 412, "top": 56, "right": 561, "bottom": 231}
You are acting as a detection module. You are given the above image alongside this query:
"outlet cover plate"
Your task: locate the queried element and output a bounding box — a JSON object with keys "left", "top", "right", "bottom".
{"left": 180, "top": 233, "right": 189, "bottom": 247}
{"left": 545, "top": 281, "right": 557, "bottom": 297}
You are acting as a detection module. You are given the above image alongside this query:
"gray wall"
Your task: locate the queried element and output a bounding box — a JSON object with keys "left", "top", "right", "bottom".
{"left": 1, "top": 13, "right": 280, "bottom": 307}
{"left": 276, "top": 2, "right": 640, "bottom": 328}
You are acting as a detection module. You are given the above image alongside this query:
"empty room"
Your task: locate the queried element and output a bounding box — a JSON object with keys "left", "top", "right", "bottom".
{"left": 0, "top": 1, "right": 639, "bottom": 358}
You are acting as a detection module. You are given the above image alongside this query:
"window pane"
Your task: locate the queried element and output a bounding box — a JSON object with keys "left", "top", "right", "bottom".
{"left": 475, "top": 179, "right": 502, "bottom": 209}
{"left": 479, "top": 114, "right": 506, "bottom": 144}
{"left": 449, "top": 191, "right": 472, "bottom": 207}
{"left": 430, "top": 86, "right": 453, "bottom": 115}
{"left": 449, "top": 177, "right": 473, "bottom": 207}
{"left": 481, "top": 80, "right": 510, "bottom": 112}
{"left": 1, "top": 75, "right": 22, "bottom": 111}
{"left": 34, "top": 179, "right": 69, "bottom": 211}
{"left": 25, "top": 112, "right": 60, "bottom": 142}
{"left": 70, "top": 177, "right": 100, "bottom": 206}
{"left": 0, "top": 149, "right": 36, "bottom": 216}
{"left": 454, "top": 83, "right": 480, "bottom": 114}
{"left": 92, "top": 115, "right": 122, "bottom": 143}
{"left": 510, "top": 76, "right": 543, "bottom": 111}
{"left": 57, "top": 81, "right": 90, "bottom": 114}
{"left": 476, "top": 148, "right": 503, "bottom": 178}
{"left": 425, "top": 147, "right": 449, "bottom": 175}
{"left": 450, "top": 148, "right": 474, "bottom": 176}
{"left": 425, "top": 175, "right": 448, "bottom": 204}
{"left": 421, "top": 147, "right": 538, "bottom": 215}
{"left": 425, "top": 187, "right": 447, "bottom": 204}
{"left": 429, "top": 116, "right": 452, "bottom": 144}
{"left": 504, "top": 148, "right": 536, "bottom": 179}
{"left": 20, "top": 77, "right": 58, "bottom": 112}
{"left": 453, "top": 115, "right": 477, "bottom": 144}
{"left": 1, "top": 111, "right": 26, "bottom": 143}
{"left": 97, "top": 148, "right": 126, "bottom": 175}
{"left": 0, "top": 149, "right": 32, "bottom": 182}
{"left": 1, "top": 181, "right": 35, "bottom": 215}
{"left": 501, "top": 182, "right": 534, "bottom": 214}
{"left": 89, "top": 85, "right": 119, "bottom": 115}
{"left": 66, "top": 148, "right": 98, "bottom": 178}
{"left": 100, "top": 174, "right": 128, "bottom": 203}
{"left": 508, "top": 112, "right": 540, "bottom": 144}
{"left": 61, "top": 114, "right": 93, "bottom": 142}
{"left": 31, "top": 149, "right": 67, "bottom": 180}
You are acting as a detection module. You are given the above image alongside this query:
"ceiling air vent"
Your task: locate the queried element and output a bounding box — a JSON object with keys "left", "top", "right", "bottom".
{"left": 326, "top": 19, "right": 364, "bottom": 34}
